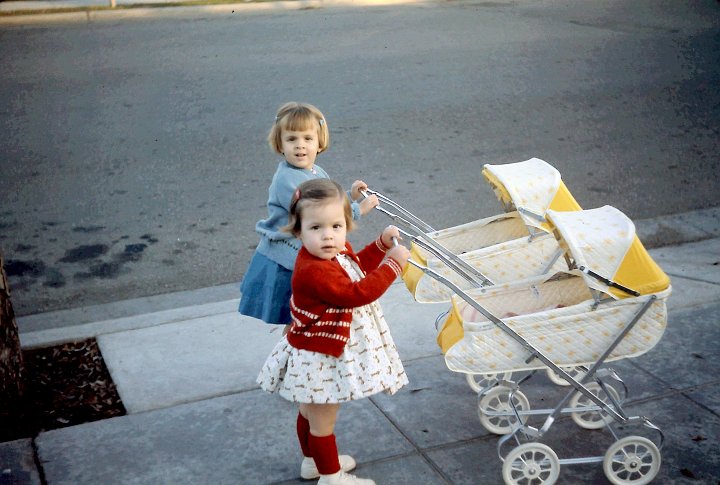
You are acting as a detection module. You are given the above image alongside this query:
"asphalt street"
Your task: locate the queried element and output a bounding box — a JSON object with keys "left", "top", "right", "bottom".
{"left": 1, "top": 0, "right": 719, "bottom": 317}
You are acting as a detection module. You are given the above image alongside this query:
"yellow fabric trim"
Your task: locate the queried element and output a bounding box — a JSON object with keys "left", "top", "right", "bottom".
{"left": 437, "top": 298, "right": 465, "bottom": 354}
{"left": 481, "top": 167, "right": 513, "bottom": 210}
{"left": 549, "top": 181, "right": 582, "bottom": 212}
{"left": 611, "top": 235, "right": 671, "bottom": 298}
{"left": 402, "top": 242, "right": 427, "bottom": 295}
{"left": 538, "top": 181, "right": 582, "bottom": 232}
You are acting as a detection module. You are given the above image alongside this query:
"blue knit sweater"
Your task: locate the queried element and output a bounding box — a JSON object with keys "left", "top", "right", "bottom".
{"left": 255, "top": 161, "right": 361, "bottom": 270}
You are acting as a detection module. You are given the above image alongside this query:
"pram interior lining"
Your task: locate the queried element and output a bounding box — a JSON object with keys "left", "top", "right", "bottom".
{"left": 416, "top": 234, "right": 567, "bottom": 302}
{"left": 421, "top": 212, "right": 529, "bottom": 255}
{"left": 403, "top": 212, "right": 531, "bottom": 299}
{"left": 457, "top": 275, "right": 592, "bottom": 324}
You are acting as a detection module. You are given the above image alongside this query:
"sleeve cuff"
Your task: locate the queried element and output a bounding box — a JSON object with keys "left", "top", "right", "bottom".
{"left": 351, "top": 201, "right": 361, "bottom": 220}
{"left": 383, "top": 257, "right": 403, "bottom": 278}
{"left": 375, "top": 237, "right": 390, "bottom": 252}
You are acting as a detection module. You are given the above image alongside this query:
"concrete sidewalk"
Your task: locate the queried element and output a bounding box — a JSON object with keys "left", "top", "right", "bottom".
{"left": 3, "top": 209, "right": 720, "bottom": 484}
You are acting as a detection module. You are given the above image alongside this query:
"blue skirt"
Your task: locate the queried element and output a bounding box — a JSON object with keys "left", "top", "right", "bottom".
{"left": 239, "top": 251, "right": 292, "bottom": 325}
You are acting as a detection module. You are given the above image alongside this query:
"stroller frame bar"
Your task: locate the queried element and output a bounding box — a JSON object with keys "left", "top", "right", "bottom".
{"left": 484, "top": 402, "right": 618, "bottom": 417}
{"left": 537, "top": 296, "right": 657, "bottom": 433}
{"left": 498, "top": 414, "right": 664, "bottom": 465}
{"left": 363, "top": 189, "right": 435, "bottom": 232}
{"left": 516, "top": 208, "right": 551, "bottom": 242}
{"left": 397, "top": 227, "right": 491, "bottom": 287}
{"left": 517, "top": 207, "right": 545, "bottom": 223}
{"left": 539, "top": 247, "right": 565, "bottom": 276}
{"left": 578, "top": 265, "right": 641, "bottom": 297}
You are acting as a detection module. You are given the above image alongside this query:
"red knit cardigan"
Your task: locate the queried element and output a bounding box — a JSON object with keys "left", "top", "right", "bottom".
{"left": 286, "top": 238, "right": 403, "bottom": 357}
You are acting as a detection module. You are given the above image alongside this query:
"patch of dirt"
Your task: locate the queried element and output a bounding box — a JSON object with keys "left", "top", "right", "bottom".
{"left": 1, "top": 338, "right": 125, "bottom": 443}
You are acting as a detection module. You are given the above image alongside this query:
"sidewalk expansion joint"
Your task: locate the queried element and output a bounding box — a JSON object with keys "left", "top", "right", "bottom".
{"left": 402, "top": 352, "right": 444, "bottom": 364}
{"left": 617, "top": 380, "right": 720, "bottom": 411}
{"left": 680, "top": 387, "right": 720, "bottom": 419}
{"left": 367, "top": 395, "right": 454, "bottom": 484}
{"left": 127, "top": 386, "right": 262, "bottom": 416}
{"left": 626, "top": 358, "right": 720, "bottom": 399}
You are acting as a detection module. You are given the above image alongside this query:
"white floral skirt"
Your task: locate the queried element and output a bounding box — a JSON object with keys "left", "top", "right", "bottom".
{"left": 256, "top": 256, "right": 408, "bottom": 403}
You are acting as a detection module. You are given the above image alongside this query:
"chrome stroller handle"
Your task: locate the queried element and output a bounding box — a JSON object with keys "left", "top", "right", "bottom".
{"left": 362, "top": 189, "right": 491, "bottom": 287}
{"left": 362, "top": 189, "right": 435, "bottom": 233}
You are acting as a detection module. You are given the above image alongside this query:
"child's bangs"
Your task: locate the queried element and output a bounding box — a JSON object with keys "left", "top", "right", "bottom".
{"left": 281, "top": 112, "right": 316, "bottom": 132}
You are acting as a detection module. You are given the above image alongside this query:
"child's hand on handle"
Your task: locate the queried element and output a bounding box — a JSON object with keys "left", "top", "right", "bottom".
{"left": 350, "top": 180, "right": 369, "bottom": 201}
{"left": 351, "top": 180, "right": 379, "bottom": 216}
{"left": 382, "top": 226, "right": 410, "bottom": 269}
{"left": 359, "top": 195, "right": 379, "bottom": 216}
{"left": 381, "top": 225, "right": 401, "bottom": 248}
{"left": 387, "top": 245, "right": 410, "bottom": 269}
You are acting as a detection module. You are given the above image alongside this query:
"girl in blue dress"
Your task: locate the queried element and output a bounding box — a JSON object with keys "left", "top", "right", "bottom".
{"left": 239, "top": 102, "right": 378, "bottom": 325}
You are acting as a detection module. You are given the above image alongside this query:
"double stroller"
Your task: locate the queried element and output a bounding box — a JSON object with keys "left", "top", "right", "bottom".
{"left": 368, "top": 158, "right": 671, "bottom": 485}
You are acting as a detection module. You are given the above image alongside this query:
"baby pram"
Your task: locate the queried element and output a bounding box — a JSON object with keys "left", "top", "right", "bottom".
{"left": 395, "top": 157, "right": 582, "bottom": 304}
{"left": 411, "top": 205, "right": 671, "bottom": 484}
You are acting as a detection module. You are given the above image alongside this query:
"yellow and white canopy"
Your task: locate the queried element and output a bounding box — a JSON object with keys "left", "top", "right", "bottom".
{"left": 483, "top": 157, "right": 581, "bottom": 232}
{"left": 547, "top": 206, "right": 670, "bottom": 298}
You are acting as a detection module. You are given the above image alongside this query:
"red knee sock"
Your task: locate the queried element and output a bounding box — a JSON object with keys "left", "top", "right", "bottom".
{"left": 308, "top": 433, "right": 341, "bottom": 475}
{"left": 296, "top": 413, "right": 311, "bottom": 458}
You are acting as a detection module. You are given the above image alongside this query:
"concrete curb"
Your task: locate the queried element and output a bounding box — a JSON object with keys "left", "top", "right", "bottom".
{"left": 16, "top": 207, "right": 720, "bottom": 349}
{"left": 0, "top": 0, "right": 433, "bottom": 24}
{"left": 634, "top": 206, "right": 720, "bottom": 249}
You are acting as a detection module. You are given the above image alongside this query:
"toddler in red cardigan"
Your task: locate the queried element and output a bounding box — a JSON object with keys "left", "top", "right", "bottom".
{"left": 257, "top": 178, "right": 410, "bottom": 485}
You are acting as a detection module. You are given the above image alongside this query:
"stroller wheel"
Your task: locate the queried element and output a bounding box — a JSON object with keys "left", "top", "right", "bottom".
{"left": 478, "top": 385, "right": 530, "bottom": 435}
{"left": 466, "top": 372, "right": 513, "bottom": 393}
{"left": 502, "top": 442, "right": 560, "bottom": 485}
{"left": 569, "top": 382, "right": 621, "bottom": 430}
{"left": 545, "top": 365, "right": 585, "bottom": 386}
{"left": 603, "top": 436, "right": 661, "bottom": 485}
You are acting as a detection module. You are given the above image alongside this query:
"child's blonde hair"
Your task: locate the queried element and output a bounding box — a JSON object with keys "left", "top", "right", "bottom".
{"left": 285, "top": 179, "right": 355, "bottom": 237}
{"left": 268, "top": 102, "right": 330, "bottom": 155}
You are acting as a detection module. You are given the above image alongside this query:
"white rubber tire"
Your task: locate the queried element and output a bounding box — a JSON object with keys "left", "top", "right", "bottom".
{"left": 569, "top": 382, "right": 621, "bottom": 430}
{"left": 478, "top": 386, "right": 530, "bottom": 435}
{"left": 502, "top": 442, "right": 560, "bottom": 485}
{"left": 603, "top": 436, "right": 661, "bottom": 485}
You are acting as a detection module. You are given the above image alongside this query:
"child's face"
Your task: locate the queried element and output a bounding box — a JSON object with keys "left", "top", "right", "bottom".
{"left": 298, "top": 199, "right": 347, "bottom": 260}
{"left": 281, "top": 128, "right": 320, "bottom": 170}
